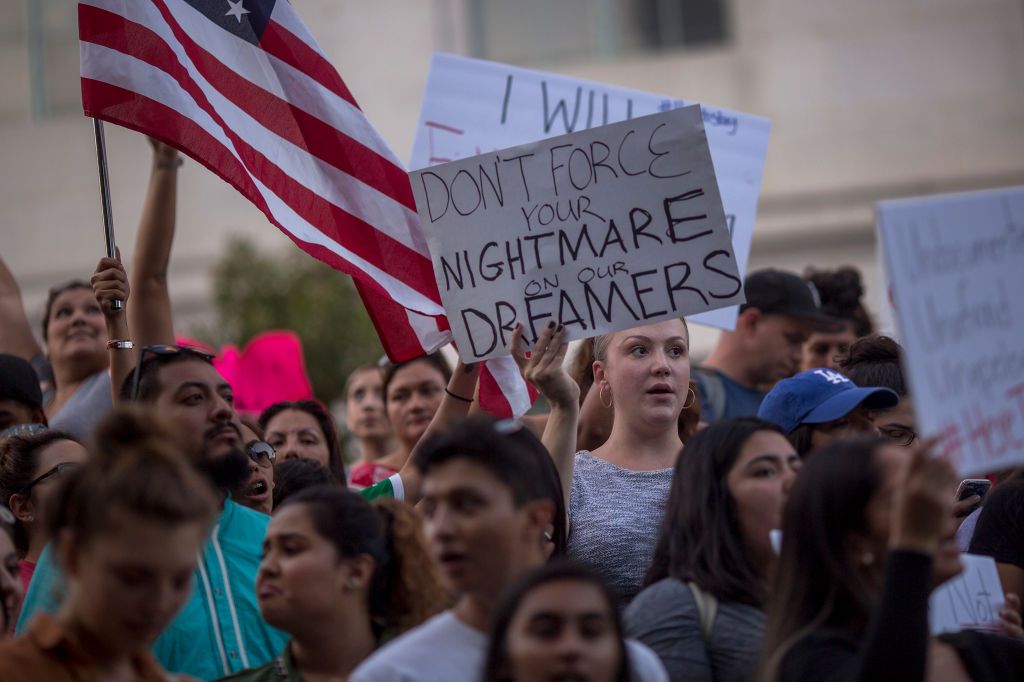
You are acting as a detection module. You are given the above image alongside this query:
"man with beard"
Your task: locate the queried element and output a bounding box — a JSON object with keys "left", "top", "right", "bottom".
{"left": 695, "top": 269, "right": 839, "bottom": 423}
{"left": 16, "top": 348, "right": 289, "bottom": 679}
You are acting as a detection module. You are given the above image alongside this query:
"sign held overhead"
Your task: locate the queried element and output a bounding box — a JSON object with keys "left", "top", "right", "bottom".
{"left": 878, "top": 185, "right": 1024, "bottom": 476}
{"left": 410, "top": 52, "right": 771, "bottom": 331}
{"left": 412, "top": 106, "right": 745, "bottom": 362}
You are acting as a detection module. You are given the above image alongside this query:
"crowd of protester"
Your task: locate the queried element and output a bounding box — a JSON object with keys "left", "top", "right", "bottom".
{"left": 0, "top": 140, "right": 1023, "bottom": 681}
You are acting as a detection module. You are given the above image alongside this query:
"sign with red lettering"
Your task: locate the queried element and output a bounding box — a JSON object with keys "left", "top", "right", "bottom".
{"left": 412, "top": 106, "right": 744, "bottom": 362}
{"left": 878, "top": 185, "right": 1024, "bottom": 475}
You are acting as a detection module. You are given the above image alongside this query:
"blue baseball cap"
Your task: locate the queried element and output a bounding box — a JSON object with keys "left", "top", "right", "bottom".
{"left": 758, "top": 368, "right": 899, "bottom": 435}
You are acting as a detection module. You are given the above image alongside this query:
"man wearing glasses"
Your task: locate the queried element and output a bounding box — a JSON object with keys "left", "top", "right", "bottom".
{"left": 18, "top": 347, "right": 289, "bottom": 678}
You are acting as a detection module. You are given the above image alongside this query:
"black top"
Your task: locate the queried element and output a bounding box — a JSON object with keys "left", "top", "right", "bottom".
{"left": 938, "top": 629, "right": 1024, "bottom": 680}
{"left": 969, "top": 480, "right": 1024, "bottom": 569}
{"left": 779, "top": 550, "right": 933, "bottom": 682}
{"left": 779, "top": 550, "right": 1024, "bottom": 682}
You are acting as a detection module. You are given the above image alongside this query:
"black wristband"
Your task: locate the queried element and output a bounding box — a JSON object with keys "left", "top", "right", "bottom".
{"left": 445, "top": 387, "right": 472, "bottom": 403}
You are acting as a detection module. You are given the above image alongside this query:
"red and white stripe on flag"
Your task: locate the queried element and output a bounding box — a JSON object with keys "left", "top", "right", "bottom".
{"left": 78, "top": 0, "right": 535, "bottom": 416}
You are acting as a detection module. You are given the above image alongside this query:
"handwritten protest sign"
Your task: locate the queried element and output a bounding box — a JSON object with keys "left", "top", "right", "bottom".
{"left": 930, "top": 554, "right": 1005, "bottom": 635}
{"left": 878, "top": 186, "right": 1024, "bottom": 475}
{"left": 410, "top": 53, "right": 771, "bottom": 331}
{"left": 411, "top": 106, "right": 744, "bottom": 362}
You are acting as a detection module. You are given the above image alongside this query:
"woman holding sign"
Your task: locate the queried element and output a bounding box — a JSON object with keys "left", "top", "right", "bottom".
{"left": 515, "top": 317, "right": 695, "bottom": 604}
{"left": 759, "top": 437, "right": 1024, "bottom": 682}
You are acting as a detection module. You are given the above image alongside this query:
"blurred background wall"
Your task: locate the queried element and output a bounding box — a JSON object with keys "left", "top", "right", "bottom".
{"left": 2, "top": 0, "right": 1022, "bottom": 360}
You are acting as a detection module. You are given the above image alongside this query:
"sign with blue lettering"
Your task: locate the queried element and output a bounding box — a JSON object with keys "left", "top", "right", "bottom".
{"left": 410, "top": 53, "right": 771, "bottom": 331}
{"left": 412, "top": 106, "right": 744, "bottom": 362}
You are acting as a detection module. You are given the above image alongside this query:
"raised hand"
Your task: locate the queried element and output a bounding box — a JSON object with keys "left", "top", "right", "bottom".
{"left": 148, "top": 135, "right": 180, "bottom": 165}
{"left": 90, "top": 249, "right": 130, "bottom": 317}
{"left": 510, "top": 322, "right": 579, "bottom": 409}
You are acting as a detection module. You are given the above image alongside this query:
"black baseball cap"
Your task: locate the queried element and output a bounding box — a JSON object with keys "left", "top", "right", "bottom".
{"left": 741, "top": 269, "right": 844, "bottom": 330}
{"left": 0, "top": 354, "right": 43, "bottom": 409}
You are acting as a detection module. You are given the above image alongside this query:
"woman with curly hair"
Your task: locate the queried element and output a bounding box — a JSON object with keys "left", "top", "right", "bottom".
{"left": 801, "top": 266, "right": 873, "bottom": 372}
{"left": 220, "top": 487, "right": 446, "bottom": 681}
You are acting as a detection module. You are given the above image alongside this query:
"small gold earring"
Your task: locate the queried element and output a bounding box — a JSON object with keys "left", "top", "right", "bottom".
{"left": 599, "top": 383, "right": 613, "bottom": 409}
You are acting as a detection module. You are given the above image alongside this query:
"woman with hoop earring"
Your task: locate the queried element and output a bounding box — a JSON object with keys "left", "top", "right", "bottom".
{"left": 516, "top": 318, "right": 697, "bottom": 605}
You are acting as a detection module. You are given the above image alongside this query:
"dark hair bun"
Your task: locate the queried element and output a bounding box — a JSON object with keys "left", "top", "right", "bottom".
{"left": 841, "top": 334, "right": 901, "bottom": 366}
{"left": 804, "top": 266, "right": 873, "bottom": 336}
{"left": 805, "top": 266, "right": 864, "bottom": 313}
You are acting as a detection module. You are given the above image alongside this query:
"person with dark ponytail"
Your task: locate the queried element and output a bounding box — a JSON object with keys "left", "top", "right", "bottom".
{"left": 220, "top": 486, "right": 446, "bottom": 681}
{"left": 0, "top": 406, "right": 218, "bottom": 680}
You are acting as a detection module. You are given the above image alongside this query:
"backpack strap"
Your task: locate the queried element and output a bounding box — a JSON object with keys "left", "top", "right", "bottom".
{"left": 687, "top": 581, "right": 719, "bottom": 642}
{"left": 694, "top": 367, "right": 727, "bottom": 424}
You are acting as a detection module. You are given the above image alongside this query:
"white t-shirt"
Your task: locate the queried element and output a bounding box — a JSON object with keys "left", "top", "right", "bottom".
{"left": 350, "top": 609, "right": 668, "bottom": 682}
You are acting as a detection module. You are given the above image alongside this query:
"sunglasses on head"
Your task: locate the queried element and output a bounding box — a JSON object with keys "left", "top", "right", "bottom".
{"left": 130, "top": 344, "right": 216, "bottom": 403}
{"left": 246, "top": 440, "right": 277, "bottom": 467}
{"left": 19, "top": 461, "right": 80, "bottom": 495}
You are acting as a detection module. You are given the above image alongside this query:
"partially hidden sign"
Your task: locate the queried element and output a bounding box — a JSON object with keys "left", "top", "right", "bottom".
{"left": 929, "top": 554, "right": 1005, "bottom": 635}
{"left": 878, "top": 185, "right": 1024, "bottom": 476}
{"left": 410, "top": 53, "right": 771, "bottom": 331}
{"left": 411, "top": 106, "right": 745, "bottom": 362}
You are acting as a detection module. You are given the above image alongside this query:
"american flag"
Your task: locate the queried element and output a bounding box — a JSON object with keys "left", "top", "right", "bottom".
{"left": 79, "top": 0, "right": 534, "bottom": 416}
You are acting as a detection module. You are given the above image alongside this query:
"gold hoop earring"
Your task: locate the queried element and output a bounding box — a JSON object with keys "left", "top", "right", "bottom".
{"left": 682, "top": 387, "right": 696, "bottom": 410}
{"left": 599, "top": 383, "right": 613, "bottom": 409}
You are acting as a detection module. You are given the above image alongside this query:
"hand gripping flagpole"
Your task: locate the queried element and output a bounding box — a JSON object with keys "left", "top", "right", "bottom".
{"left": 91, "top": 118, "right": 122, "bottom": 310}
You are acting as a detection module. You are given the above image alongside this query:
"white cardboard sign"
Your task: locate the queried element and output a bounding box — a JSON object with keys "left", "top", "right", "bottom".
{"left": 929, "top": 554, "right": 1005, "bottom": 635}
{"left": 410, "top": 53, "right": 771, "bottom": 331}
{"left": 878, "top": 185, "right": 1024, "bottom": 476}
{"left": 411, "top": 106, "right": 744, "bottom": 362}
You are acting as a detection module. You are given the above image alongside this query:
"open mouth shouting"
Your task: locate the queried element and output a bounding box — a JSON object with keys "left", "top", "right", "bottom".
{"left": 241, "top": 470, "right": 273, "bottom": 513}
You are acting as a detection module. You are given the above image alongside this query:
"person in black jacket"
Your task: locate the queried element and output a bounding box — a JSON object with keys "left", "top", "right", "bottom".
{"left": 758, "top": 436, "right": 1024, "bottom": 682}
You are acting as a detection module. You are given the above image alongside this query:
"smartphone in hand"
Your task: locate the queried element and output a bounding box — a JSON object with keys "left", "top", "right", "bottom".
{"left": 954, "top": 479, "right": 992, "bottom": 517}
